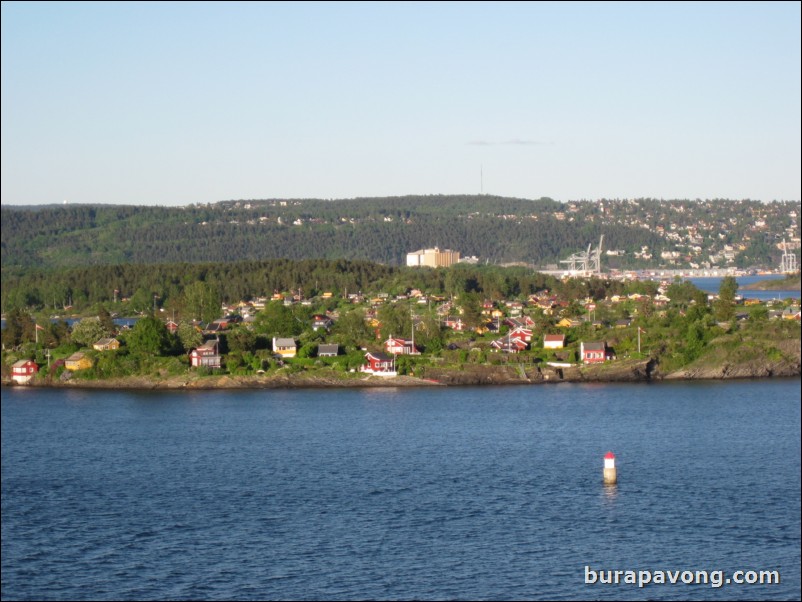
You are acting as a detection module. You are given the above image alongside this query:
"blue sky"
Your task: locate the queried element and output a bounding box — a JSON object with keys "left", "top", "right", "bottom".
{"left": 2, "top": 1, "right": 800, "bottom": 205}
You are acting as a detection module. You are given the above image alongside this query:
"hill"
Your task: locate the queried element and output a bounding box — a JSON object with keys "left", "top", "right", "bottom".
{"left": 1, "top": 196, "right": 798, "bottom": 272}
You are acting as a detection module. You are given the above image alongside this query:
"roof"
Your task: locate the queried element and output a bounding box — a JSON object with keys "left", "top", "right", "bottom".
{"left": 544, "top": 334, "right": 565, "bottom": 341}
{"left": 365, "top": 351, "right": 394, "bottom": 361}
{"left": 12, "top": 359, "right": 36, "bottom": 368}
{"left": 582, "top": 341, "right": 607, "bottom": 351}
{"left": 318, "top": 344, "right": 339, "bottom": 354}
{"left": 273, "top": 337, "right": 297, "bottom": 347}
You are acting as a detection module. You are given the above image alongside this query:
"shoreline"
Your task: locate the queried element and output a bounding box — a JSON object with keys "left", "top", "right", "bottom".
{"left": 4, "top": 357, "right": 799, "bottom": 391}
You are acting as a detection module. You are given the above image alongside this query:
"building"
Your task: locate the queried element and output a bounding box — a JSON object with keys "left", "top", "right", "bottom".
{"left": 189, "top": 340, "right": 221, "bottom": 368}
{"left": 273, "top": 337, "right": 298, "bottom": 358}
{"left": 12, "top": 359, "right": 39, "bottom": 384}
{"left": 317, "top": 343, "right": 340, "bottom": 357}
{"left": 406, "top": 247, "right": 461, "bottom": 268}
{"left": 580, "top": 341, "right": 612, "bottom": 364}
{"left": 65, "top": 352, "right": 93, "bottom": 371}
{"left": 93, "top": 337, "right": 120, "bottom": 351}
{"left": 543, "top": 334, "right": 565, "bottom": 349}
{"left": 384, "top": 337, "right": 420, "bottom": 355}
{"left": 360, "top": 352, "right": 396, "bottom": 376}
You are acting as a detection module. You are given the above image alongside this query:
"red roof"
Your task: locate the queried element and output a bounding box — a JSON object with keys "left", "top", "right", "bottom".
{"left": 605, "top": 451, "right": 616, "bottom": 459}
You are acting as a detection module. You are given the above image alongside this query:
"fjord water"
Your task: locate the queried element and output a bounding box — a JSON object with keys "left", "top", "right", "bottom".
{"left": 2, "top": 381, "right": 800, "bottom": 601}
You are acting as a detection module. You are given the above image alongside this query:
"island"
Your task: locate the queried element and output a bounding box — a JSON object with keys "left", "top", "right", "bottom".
{"left": 3, "top": 267, "right": 800, "bottom": 390}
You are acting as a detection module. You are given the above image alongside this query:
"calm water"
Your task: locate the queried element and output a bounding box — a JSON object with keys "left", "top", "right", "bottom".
{"left": 2, "top": 381, "right": 800, "bottom": 601}
{"left": 687, "top": 275, "right": 800, "bottom": 301}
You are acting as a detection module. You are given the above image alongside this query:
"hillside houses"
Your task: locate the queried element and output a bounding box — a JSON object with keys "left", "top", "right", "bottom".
{"left": 5, "top": 260, "right": 798, "bottom": 389}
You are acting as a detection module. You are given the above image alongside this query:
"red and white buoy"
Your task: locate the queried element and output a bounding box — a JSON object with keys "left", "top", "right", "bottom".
{"left": 603, "top": 451, "right": 617, "bottom": 485}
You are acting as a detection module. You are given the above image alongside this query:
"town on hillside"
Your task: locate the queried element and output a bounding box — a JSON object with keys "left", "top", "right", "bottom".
{"left": 2, "top": 197, "right": 799, "bottom": 270}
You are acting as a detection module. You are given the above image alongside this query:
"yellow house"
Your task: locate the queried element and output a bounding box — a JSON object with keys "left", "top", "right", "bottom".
{"left": 65, "top": 352, "right": 93, "bottom": 371}
{"left": 473, "top": 323, "right": 491, "bottom": 335}
{"left": 92, "top": 337, "right": 120, "bottom": 351}
{"left": 272, "top": 337, "right": 297, "bottom": 358}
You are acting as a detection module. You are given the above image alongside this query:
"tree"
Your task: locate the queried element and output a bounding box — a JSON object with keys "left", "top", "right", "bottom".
{"left": 686, "top": 289, "right": 710, "bottom": 322}
{"left": 177, "top": 321, "right": 203, "bottom": 352}
{"left": 70, "top": 317, "right": 110, "bottom": 348}
{"left": 333, "top": 308, "right": 373, "bottom": 346}
{"left": 125, "top": 314, "right": 174, "bottom": 356}
{"left": 378, "top": 302, "right": 412, "bottom": 341}
{"left": 1, "top": 308, "right": 35, "bottom": 348}
{"left": 182, "top": 281, "right": 221, "bottom": 323}
{"left": 414, "top": 312, "right": 444, "bottom": 353}
{"left": 97, "top": 305, "right": 116, "bottom": 334}
{"left": 254, "top": 302, "right": 303, "bottom": 337}
{"left": 226, "top": 327, "right": 257, "bottom": 354}
{"left": 457, "top": 292, "right": 483, "bottom": 328}
{"left": 666, "top": 279, "right": 699, "bottom": 308}
{"left": 714, "top": 276, "right": 738, "bottom": 322}
{"left": 128, "top": 288, "right": 153, "bottom": 314}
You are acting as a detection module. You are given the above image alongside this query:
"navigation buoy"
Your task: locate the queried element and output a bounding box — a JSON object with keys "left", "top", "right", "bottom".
{"left": 603, "top": 451, "right": 617, "bottom": 485}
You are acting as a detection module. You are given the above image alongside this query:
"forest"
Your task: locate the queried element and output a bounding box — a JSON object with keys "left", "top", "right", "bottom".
{"left": 2, "top": 259, "right": 592, "bottom": 314}
{"left": 3, "top": 196, "right": 797, "bottom": 273}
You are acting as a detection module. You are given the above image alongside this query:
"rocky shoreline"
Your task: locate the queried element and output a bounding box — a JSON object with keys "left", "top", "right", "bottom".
{"left": 4, "top": 352, "right": 799, "bottom": 391}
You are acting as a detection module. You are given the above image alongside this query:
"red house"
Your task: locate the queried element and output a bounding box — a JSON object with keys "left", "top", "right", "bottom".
{"left": 384, "top": 337, "right": 420, "bottom": 355}
{"left": 12, "top": 359, "right": 39, "bottom": 384}
{"left": 443, "top": 316, "right": 467, "bottom": 331}
{"left": 508, "top": 327, "right": 533, "bottom": 343}
{"left": 490, "top": 337, "right": 528, "bottom": 353}
{"left": 361, "top": 352, "right": 396, "bottom": 376}
{"left": 580, "top": 341, "right": 612, "bottom": 364}
{"left": 189, "top": 340, "right": 221, "bottom": 368}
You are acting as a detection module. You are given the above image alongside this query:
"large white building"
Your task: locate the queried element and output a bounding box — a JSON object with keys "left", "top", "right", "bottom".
{"left": 406, "top": 247, "right": 461, "bottom": 268}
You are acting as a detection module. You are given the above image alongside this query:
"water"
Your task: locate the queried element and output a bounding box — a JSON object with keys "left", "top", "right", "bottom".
{"left": 1, "top": 317, "right": 139, "bottom": 330}
{"left": 687, "top": 275, "right": 800, "bottom": 301}
{"left": 2, "top": 381, "right": 800, "bottom": 601}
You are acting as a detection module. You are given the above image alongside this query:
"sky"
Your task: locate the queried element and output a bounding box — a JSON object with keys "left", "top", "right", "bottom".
{"left": 1, "top": 1, "right": 800, "bottom": 206}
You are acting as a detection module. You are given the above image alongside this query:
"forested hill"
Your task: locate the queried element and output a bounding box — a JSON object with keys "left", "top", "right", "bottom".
{"left": 1, "top": 196, "right": 798, "bottom": 272}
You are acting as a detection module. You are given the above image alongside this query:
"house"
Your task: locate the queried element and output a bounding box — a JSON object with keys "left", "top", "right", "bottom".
{"left": 504, "top": 316, "right": 535, "bottom": 329}
{"left": 508, "top": 327, "right": 533, "bottom": 343}
{"left": 311, "top": 314, "right": 334, "bottom": 331}
{"left": 93, "top": 337, "right": 120, "bottom": 351}
{"left": 384, "top": 337, "right": 420, "bottom": 355}
{"left": 360, "top": 351, "right": 397, "bottom": 376}
{"left": 580, "top": 341, "right": 612, "bottom": 364}
{"left": 317, "top": 343, "right": 340, "bottom": 357}
{"left": 490, "top": 337, "right": 528, "bottom": 353}
{"left": 443, "top": 316, "right": 467, "bottom": 331}
{"left": 273, "top": 337, "right": 298, "bottom": 358}
{"left": 543, "top": 334, "right": 565, "bottom": 349}
{"left": 65, "top": 352, "right": 93, "bottom": 371}
{"left": 203, "top": 321, "right": 226, "bottom": 335}
{"left": 615, "top": 319, "right": 632, "bottom": 329}
{"left": 782, "top": 307, "right": 801, "bottom": 321}
{"left": 165, "top": 320, "right": 179, "bottom": 334}
{"left": 12, "top": 359, "right": 39, "bottom": 384}
{"left": 557, "top": 318, "right": 583, "bottom": 328}
{"left": 189, "top": 340, "right": 221, "bottom": 368}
